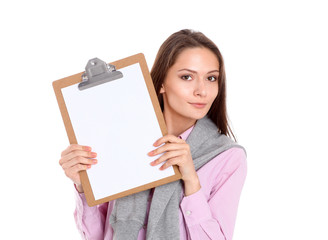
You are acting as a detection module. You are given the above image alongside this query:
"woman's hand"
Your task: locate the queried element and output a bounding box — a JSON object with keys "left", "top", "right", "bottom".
{"left": 59, "top": 144, "right": 97, "bottom": 193}
{"left": 148, "top": 135, "right": 201, "bottom": 196}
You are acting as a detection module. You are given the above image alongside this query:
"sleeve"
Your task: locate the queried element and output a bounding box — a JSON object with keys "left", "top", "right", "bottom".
{"left": 73, "top": 187, "right": 110, "bottom": 240}
{"left": 180, "top": 148, "right": 247, "bottom": 240}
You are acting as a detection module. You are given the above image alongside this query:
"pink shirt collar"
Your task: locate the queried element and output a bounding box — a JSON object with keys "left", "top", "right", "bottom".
{"left": 179, "top": 125, "right": 195, "bottom": 141}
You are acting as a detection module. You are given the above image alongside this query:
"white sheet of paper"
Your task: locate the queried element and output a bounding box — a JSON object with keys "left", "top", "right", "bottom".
{"left": 61, "top": 63, "right": 174, "bottom": 200}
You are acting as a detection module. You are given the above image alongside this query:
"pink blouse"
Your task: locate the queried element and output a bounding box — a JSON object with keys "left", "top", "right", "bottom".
{"left": 74, "top": 126, "right": 247, "bottom": 239}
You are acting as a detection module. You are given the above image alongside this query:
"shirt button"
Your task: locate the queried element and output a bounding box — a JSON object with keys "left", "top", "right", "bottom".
{"left": 186, "top": 210, "right": 191, "bottom": 216}
{"left": 143, "top": 224, "right": 147, "bottom": 229}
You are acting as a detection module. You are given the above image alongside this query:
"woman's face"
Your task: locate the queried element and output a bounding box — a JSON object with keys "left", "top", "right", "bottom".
{"left": 160, "top": 47, "right": 219, "bottom": 124}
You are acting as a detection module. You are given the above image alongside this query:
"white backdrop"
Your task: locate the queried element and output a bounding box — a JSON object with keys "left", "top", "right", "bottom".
{"left": 1, "top": 0, "right": 327, "bottom": 239}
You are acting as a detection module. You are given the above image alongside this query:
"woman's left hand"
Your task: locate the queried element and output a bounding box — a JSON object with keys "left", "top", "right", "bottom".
{"left": 148, "top": 134, "right": 201, "bottom": 195}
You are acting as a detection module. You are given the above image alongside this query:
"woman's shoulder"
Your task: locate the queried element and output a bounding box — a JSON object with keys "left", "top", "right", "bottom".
{"left": 197, "top": 147, "right": 247, "bottom": 197}
{"left": 197, "top": 147, "right": 246, "bottom": 182}
{"left": 205, "top": 147, "right": 246, "bottom": 170}
{"left": 220, "top": 147, "right": 247, "bottom": 165}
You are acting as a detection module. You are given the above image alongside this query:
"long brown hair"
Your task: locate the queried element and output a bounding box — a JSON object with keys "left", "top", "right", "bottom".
{"left": 151, "top": 29, "right": 235, "bottom": 140}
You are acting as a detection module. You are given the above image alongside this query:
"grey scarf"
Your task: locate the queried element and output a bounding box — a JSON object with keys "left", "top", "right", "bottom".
{"left": 109, "top": 116, "right": 245, "bottom": 239}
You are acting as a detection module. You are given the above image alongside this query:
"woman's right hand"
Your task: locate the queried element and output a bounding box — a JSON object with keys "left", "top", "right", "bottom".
{"left": 59, "top": 144, "right": 98, "bottom": 193}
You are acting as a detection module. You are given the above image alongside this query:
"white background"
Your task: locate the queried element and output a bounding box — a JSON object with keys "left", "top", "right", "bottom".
{"left": 1, "top": 0, "right": 327, "bottom": 239}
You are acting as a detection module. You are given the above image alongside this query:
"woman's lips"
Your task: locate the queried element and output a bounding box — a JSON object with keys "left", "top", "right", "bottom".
{"left": 189, "top": 103, "right": 207, "bottom": 108}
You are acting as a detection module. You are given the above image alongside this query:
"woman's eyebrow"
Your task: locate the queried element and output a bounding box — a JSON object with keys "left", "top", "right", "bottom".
{"left": 178, "top": 68, "right": 197, "bottom": 73}
{"left": 178, "top": 69, "right": 219, "bottom": 74}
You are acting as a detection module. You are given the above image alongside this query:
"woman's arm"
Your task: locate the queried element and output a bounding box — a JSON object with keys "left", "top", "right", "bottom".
{"left": 59, "top": 144, "right": 112, "bottom": 239}
{"left": 149, "top": 135, "right": 247, "bottom": 239}
{"left": 74, "top": 190, "right": 113, "bottom": 239}
{"left": 180, "top": 148, "right": 247, "bottom": 240}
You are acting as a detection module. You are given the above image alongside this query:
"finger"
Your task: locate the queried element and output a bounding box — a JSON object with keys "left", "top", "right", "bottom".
{"left": 61, "top": 144, "right": 91, "bottom": 157}
{"left": 65, "top": 163, "right": 91, "bottom": 180}
{"left": 150, "top": 150, "right": 185, "bottom": 166}
{"left": 62, "top": 156, "right": 97, "bottom": 170}
{"left": 159, "top": 156, "right": 181, "bottom": 170}
{"left": 153, "top": 135, "right": 184, "bottom": 147}
{"left": 59, "top": 150, "right": 97, "bottom": 166}
{"left": 148, "top": 143, "right": 185, "bottom": 156}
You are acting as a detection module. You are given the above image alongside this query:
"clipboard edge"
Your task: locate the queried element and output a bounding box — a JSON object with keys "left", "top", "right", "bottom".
{"left": 53, "top": 53, "right": 182, "bottom": 207}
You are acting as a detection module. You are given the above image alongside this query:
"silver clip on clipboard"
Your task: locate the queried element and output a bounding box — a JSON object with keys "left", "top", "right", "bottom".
{"left": 78, "top": 58, "right": 123, "bottom": 90}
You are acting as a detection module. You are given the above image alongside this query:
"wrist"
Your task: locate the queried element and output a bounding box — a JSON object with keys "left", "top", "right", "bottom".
{"left": 183, "top": 174, "right": 201, "bottom": 196}
{"left": 74, "top": 183, "right": 84, "bottom": 193}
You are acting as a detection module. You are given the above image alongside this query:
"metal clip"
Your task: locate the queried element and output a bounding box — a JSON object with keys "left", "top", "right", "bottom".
{"left": 78, "top": 58, "right": 123, "bottom": 90}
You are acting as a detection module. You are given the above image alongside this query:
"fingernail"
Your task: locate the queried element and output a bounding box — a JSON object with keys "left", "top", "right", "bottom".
{"left": 93, "top": 159, "right": 98, "bottom": 164}
{"left": 153, "top": 138, "right": 160, "bottom": 146}
{"left": 91, "top": 152, "right": 97, "bottom": 157}
{"left": 148, "top": 150, "right": 154, "bottom": 156}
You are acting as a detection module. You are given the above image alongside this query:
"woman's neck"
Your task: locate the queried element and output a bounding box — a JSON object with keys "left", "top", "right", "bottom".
{"left": 163, "top": 110, "right": 196, "bottom": 136}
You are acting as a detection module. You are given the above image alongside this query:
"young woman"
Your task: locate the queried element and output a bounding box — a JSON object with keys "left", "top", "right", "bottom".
{"left": 59, "top": 29, "right": 247, "bottom": 240}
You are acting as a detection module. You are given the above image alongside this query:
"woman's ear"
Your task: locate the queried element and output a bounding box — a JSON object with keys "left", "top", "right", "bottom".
{"left": 160, "top": 84, "right": 165, "bottom": 94}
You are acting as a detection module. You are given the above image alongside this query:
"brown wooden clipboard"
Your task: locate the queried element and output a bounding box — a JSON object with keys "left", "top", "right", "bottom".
{"left": 53, "top": 53, "right": 181, "bottom": 206}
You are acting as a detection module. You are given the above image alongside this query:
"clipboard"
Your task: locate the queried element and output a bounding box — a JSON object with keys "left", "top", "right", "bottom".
{"left": 53, "top": 53, "right": 181, "bottom": 206}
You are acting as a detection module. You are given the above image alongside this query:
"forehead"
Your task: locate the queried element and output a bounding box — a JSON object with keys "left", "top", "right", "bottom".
{"left": 173, "top": 47, "right": 220, "bottom": 70}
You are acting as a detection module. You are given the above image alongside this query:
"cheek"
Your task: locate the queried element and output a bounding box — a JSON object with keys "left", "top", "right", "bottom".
{"left": 166, "top": 84, "right": 191, "bottom": 101}
{"left": 208, "top": 85, "right": 219, "bottom": 101}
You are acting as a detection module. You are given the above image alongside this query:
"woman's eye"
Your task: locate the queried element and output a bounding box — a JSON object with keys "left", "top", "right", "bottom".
{"left": 208, "top": 76, "right": 217, "bottom": 82}
{"left": 181, "top": 75, "right": 192, "bottom": 81}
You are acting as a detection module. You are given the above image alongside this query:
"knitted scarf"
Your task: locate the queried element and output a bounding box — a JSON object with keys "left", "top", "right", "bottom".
{"left": 109, "top": 116, "right": 244, "bottom": 239}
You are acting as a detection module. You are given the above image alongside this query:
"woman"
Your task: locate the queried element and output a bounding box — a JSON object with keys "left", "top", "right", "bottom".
{"left": 59, "top": 29, "right": 247, "bottom": 240}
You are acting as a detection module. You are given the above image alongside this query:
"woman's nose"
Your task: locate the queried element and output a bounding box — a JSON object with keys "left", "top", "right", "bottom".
{"left": 194, "top": 79, "right": 207, "bottom": 97}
